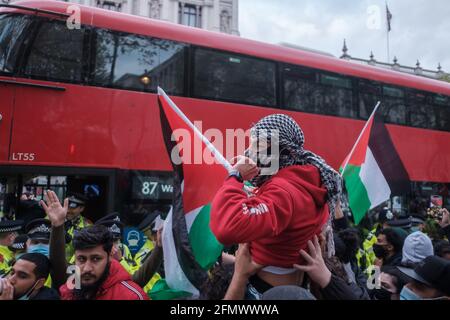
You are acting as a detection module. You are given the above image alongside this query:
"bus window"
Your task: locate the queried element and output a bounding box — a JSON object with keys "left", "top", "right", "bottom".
{"left": 93, "top": 29, "right": 186, "bottom": 95}
{"left": 0, "top": 14, "right": 32, "bottom": 74}
{"left": 193, "top": 48, "right": 276, "bottom": 107}
{"left": 382, "top": 85, "right": 406, "bottom": 125}
{"left": 283, "top": 65, "right": 317, "bottom": 113}
{"left": 316, "top": 73, "right": 354, "bottom": 118}
{"left": 433, "top": 94, "right": 450, "bottom": 132}
{"left": 438, "top": 106, "right": 450, "bottom": 132}
{"left": 408, "top": 91, "right": 437, "bottom": 130}
{"left": 358, "top": 80, "right": 381, "bottom": 119}
{"left": 23, "top": 19, "right": 85, "bottom": 82}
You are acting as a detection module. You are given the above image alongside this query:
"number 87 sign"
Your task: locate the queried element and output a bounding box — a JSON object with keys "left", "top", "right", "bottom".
{"left": 132, "top": 174, "right": 174, "bottom": 200}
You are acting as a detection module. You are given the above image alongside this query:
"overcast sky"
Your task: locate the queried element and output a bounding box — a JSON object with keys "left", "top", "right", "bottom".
{"left": 239, "top": 0, "right": 449, "bottom": 72}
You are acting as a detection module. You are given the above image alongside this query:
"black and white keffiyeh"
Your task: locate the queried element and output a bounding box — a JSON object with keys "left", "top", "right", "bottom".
{"left": 248, "top": 114, "right": 342, "bottom": 255}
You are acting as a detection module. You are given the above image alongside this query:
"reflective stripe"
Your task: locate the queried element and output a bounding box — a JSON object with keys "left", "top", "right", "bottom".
{"left": 121, "top": 281, "right": 144, "bottom": 300}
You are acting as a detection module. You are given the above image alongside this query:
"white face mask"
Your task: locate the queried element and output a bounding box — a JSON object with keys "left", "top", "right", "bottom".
{"left": 18, "top": 280, "right": 40, "bottom": 300}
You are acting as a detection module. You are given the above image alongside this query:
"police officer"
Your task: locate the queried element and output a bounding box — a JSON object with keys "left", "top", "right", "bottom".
{"left": 136, "top": 211, "right": 163, "bottom": 292}
{"left": 95, "top": 213, "right": 138, "bottom": 274}
{"left": 25, "top": 219, "right": 54, "bottom": 288}
{"left": 357, "top": 208, "right": 394, "bottom": 275}
{"left": 8, "top": 234, "right": 28, "bottom": 261}
{"left": 0, "top": 220, "right": 23, "bottom": 276}
{"left": 25, "top": 219, "right": 51, "bottom": 258}
{"left": 64, "top": 193, "right": 92, "bottom": 260}
{"left": 136, "top": 211, "right": 161, "bottom": 266}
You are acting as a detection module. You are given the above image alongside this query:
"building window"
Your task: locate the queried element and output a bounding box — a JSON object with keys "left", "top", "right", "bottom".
{"left": 179, "top": 3, "right": 201, "bottom": 28}
{"left": 97, "top": 1, "right": 122, "bottom": 12}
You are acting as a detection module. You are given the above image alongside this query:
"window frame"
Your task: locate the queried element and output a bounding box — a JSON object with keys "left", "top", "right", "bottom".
{"left": 88, "top": 26, "right": 188, "bottom": 96}
{"left": 281, "top": 63, "right": 357, "bottom": 118}
{"left": 191, "top": 46, "right": 279, "bottom": 108}
{"left": 16, "top": 16, "right": 91, "bottom": 85}
{"left": 0, "top": 13, "right": 37, "bottom": 77}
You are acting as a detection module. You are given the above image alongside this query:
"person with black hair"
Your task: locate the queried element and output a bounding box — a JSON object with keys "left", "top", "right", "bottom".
{"left": 41, "top": 190, "right": 148, "bottom": 300}
{"left": 59, "top": 224, "right": 148, "bottom": 300}
{"left": 373, "top": 228, "right": 406, "bottom": 268}
{"left": 0, "top": 253, "right": 59, "bottom": 300}
{"left": 333, "top": 229, "right": 369, "bottom": 299}
{"left": 200, "top": 262, "right": 235, "bottom": 300}
{"left": 434, "top": 240, "right": 450, "bottom": 260}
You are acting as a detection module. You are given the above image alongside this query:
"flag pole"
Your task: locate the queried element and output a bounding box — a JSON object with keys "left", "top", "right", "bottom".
{"left": 387, "top": 27, "right": 390, "bottom": 62}
{"left": 340, "top": 101, "right": 381, "bottom": 176}
{"left": 157, "top": 87, "right": 233, "bottom": 173}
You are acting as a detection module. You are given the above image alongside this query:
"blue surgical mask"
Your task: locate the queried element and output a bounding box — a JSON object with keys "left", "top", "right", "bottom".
{"left": 400, "top": 286, "right": 422, "bottom": 300}
{"left": 18, "top": 280, "right": 40, "bottom": 300}
{"left": 410, "top": 227, "right": 421, "bottom": 233}
{"left": 27, "top": 244, "right": 49, "bottom": 258}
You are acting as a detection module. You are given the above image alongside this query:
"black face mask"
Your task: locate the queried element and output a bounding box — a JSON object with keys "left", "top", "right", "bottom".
{"left": 373, "top": 244, "right": 388, "bottom": 259}
{"left": 374, "top": 287, "right": 393, "bottom": 300}
{"left": 245, "top": 147, "right": 273, "bottom": 169}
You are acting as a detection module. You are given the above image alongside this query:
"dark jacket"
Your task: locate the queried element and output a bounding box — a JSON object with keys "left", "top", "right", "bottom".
{"left": 382, "top": 252, "right": 403, "bottom": 269}
{"left": 320, "top": 274, "right": 370, "bottom": 300}
{"left": 31, "top": 287, "right": 60, "bottom": 300}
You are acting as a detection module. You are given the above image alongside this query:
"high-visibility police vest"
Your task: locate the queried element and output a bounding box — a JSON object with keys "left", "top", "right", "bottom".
{"left": 65, "top": 216, "right": 92, "bottom": 261}
{"left": 119, "top": 243, "right": 139, "bottom": 274}
{"left": 132, "top": 238, "right": 161, "bottom": 293}
{"left": 134, "top": 238, "right": 155, "bottom": 267}
{"left": 0, "top": 245, "right": 14, "bottom": 276}
{"left": 357, "top": 226, "right": 378, "bottom": 274}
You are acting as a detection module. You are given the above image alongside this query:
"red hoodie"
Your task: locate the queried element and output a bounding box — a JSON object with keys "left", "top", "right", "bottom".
{"left": 210, "top": 165, "right": 329, "bottom": 268}
{"left": 60, "top": 259, "right": 149, "bottom": 300}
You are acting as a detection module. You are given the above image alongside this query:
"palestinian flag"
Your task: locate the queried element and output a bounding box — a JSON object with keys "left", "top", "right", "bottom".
{"left": 340, "top": 106, "right": 410, "bottom": 224}
{"left": 157, "top": 88, "right": 227, "bottom": 298}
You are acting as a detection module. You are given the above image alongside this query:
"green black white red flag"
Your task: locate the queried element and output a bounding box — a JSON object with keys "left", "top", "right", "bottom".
{"left": 340, "top": 103, "right": 410, "bottom": 224}
{"left": 156, "top": 87, "right": 229, "bottom": 298}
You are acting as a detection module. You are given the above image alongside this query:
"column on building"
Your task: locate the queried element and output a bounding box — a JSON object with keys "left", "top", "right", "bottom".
{"left": 231, "top": 0, "right": 239, "bottom": 35}
{"left": 201, "top": 3, "right": 208, "bottom": 30}
{"left": 212, "top": 0, "right": 220, "bottom": 32}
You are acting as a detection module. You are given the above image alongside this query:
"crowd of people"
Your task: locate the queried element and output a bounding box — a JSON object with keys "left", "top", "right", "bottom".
{"left": 0, "top": 113, "right": 449, "bottom": 300}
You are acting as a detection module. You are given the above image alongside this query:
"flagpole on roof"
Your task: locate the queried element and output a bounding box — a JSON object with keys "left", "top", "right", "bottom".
{"left": 340, "top": 101, "right": 381, "bottom": 176}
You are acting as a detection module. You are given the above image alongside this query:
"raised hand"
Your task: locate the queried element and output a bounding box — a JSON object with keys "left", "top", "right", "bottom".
{"left": 293, "top": 235, "right": 332, "bottom": 289}
{"left": 234, "top": 243, "right": 263, "bottom": 279}
{"left": 439, "top": 208, "right": 450, "bottom": 228}
{"left": 231, "top": 155, "right": 260, "bottom": 181}
{"left": 0, "top": 279, "right": 14, "bottom": 300}
{"left": 40, "top": 190, "right": 68, "bottom": 227}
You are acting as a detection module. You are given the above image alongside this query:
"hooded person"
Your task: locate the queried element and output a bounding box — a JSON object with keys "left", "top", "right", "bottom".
{"left": 401, "top": 231, "right": 434, "bottom": 268}
{"left": 210, "top": 114, "right": 342, "bottom": 298}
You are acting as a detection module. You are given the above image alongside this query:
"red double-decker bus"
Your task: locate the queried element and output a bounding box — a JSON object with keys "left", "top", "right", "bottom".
{"left": 1, "top": 0, "right": 449, "bottom": 224}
